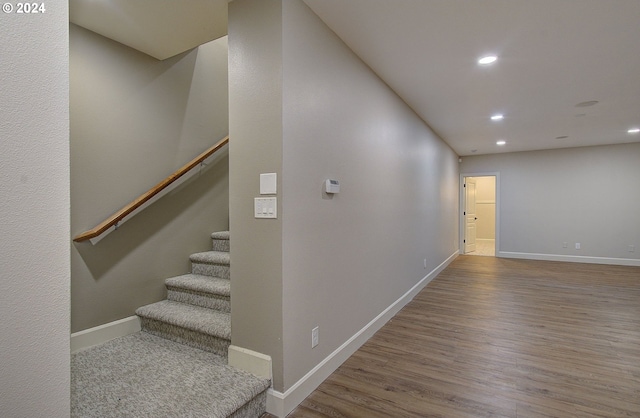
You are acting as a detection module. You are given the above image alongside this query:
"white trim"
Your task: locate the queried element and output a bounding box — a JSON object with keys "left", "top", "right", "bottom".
{"left": 265, "top": 251, "right": 459, "bottom": 417}
{"left": 228, "top": 345, "right": 272, "bottom": 381}
{"left": 71, "top": 316, "right": 141, "bottom": 353}
{"left": 499, "top": 251, "right": 640, "bottom": 267}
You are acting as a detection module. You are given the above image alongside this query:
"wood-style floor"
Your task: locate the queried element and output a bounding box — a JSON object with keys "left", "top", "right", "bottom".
{"left": 278, "top": 256, "right": 640, "bottom": 417}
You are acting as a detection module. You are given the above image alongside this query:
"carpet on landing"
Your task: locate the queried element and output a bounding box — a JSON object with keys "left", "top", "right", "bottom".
{"left": 71, "top": 332, "right": 270, "bottom": 418}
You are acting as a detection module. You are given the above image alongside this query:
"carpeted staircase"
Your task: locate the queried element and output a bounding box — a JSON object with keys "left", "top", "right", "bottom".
{"left": 136, "top": 231, "right": 233, "bottom": 357}
{"left": 71, "top": 231, "right": 271, "bottom": 418}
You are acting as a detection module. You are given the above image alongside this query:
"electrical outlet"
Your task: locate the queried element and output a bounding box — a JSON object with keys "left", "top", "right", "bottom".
{"left": 562, "top": 242, "right": 568, "bottom": 248}
{"left": 575, "top": 243, "right": 581, "bottom": 250}
{"left": 629, "top": 245, "right": 636, "bottom": 253}
{"left": 312, "top": 327, "right": 319, "bottom": 348}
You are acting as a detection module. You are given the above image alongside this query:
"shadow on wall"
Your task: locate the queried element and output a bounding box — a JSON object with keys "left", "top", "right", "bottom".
{"left": 73, "top": 153, "right": 229, "bottom": 281}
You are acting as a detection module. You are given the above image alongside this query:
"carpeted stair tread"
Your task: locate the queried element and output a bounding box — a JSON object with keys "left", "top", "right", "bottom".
{"left": 190, "top": 250, "right": 230, "bottom": 265}
{"left": 211, "top": 232, "right": 231, "bottom": 252}
{"left": 136, "top": 300, "right": 230, "bottom": 340}
{"left": 71, "top": 332, "right": 270, "bottom": 418}
{"left": 166, "top": 274, "right": 230, "bottom": 297}
{"left": 211, "top": 231, "right": 230, "bottom": 240}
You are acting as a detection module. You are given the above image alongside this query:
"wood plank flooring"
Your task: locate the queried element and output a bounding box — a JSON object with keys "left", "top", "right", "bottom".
{"left": 280, "top": 256, "right": 640, "bottom": 417}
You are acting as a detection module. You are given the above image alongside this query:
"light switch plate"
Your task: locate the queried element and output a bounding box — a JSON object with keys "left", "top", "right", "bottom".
{"left": 260, "top": 173, "right": 277, "bottom": 195}
{"left": 254, "top": 197, "right": 277, "bottom": 218}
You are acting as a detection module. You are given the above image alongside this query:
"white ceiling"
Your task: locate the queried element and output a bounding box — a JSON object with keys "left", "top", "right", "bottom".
{"left": 69, "top": 0, "right": 228, "bottom": 60}
{"left": 304, "top": 0, "right": 640, "bottom": 156}
{"left": 69, "top": 0, "right": 640, "bottom": 156}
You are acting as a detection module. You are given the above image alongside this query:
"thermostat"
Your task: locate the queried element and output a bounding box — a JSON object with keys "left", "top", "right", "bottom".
{"left": 325, "top": 179, "right": 340, "bottom": 194}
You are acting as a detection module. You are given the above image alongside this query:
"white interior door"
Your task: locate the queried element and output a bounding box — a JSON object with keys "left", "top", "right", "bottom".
{"left": 464, "top": 178, "right": 477, "bottom": 253}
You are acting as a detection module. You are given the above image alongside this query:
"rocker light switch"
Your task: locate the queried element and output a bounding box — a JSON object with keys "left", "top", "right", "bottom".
{"left": 255, "top": 197, "right": 277, "bottom": 218}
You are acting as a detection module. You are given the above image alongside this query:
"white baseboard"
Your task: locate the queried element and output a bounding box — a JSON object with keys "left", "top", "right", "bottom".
{"left": 499, "top": 251, "right": 640, "bottom": 267}
{"left": 266, "top": 251, "right": 459, "bottom": 417}
{"left": 228, "top": 345, "right": 272, "bottom": 381}
{"left": 71, "top": 316, "right": 141, "bottom": 353}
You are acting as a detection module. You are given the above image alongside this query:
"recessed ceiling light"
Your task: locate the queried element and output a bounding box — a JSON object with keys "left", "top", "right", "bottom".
{"left": 491, "top": 114, "right": 504, "bottom": 121}
{"left": 478, "top": 55, "right": 497, "bottom": 65}
{"left": 496, "top": 140, "right": 506, "bottom": 146}
{"left": 629, "top": 128, "right": 640, "bottom": 134}
{"left": 575, "top": 100, "right": 599, "bottom": 108}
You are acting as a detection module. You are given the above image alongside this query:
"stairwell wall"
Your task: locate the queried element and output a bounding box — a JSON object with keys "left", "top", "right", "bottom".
{"left": 229, "top": 0, "right": 459, "bottom": 397}
{"left": 228, "top": 0, "right": 285, "bottom": 391}
{"left": 70, "top": 25, "right": 231, "bottom": 332}
{"left": 0, "top": 5, "right": 70, "bottom": 416}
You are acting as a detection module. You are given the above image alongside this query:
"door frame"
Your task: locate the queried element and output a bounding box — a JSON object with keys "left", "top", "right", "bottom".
{"left": 464, "top": 177, "right": 477, "bottom": 254}
{"left": 459, "top": 172, "right": 500, "bottom": 256}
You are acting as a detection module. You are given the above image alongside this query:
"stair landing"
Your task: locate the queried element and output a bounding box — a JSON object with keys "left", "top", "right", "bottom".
{"left": 71, "top": 332, "right": 270, "bottom": 418}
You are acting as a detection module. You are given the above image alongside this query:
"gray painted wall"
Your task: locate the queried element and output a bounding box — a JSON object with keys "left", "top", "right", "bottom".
{"left": 71, "top": 25, "right": 230, "bottom": 332}
{"left": 228, "top": 0, "right": 285, "bottom": 389}
{"left": 0, "top": 4, "right": 70, "bottom": 416}
{"left": 229, "top": 0, "right": 460, "bottom": 392}
{"left": 461, "top": 143, "right": 640, "bottom": 263}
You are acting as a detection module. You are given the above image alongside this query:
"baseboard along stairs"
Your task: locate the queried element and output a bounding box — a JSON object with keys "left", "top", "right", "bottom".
{"left": 71, "top": 231, "right": 271, "bottom": 418}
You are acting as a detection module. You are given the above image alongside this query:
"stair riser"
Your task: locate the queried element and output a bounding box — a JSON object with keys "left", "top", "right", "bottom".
{"left": 228, "top": 390, "right": 268, "bottom": 418}
{"left": 167, "top": 289, "right": 230, "bottom": 313}
{"left": 212, "top": 239, "right": 230, "bottom": 252}
{"left": 139, "top": 318, "right": 230, "bottom": 357}
{"left": 192, "top": 262, "right": 230, "bottom": 280}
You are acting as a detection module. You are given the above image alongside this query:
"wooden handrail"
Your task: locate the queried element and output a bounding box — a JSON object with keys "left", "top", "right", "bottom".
{"left": 73, "top": 136, "right": 229, "bottom": 242}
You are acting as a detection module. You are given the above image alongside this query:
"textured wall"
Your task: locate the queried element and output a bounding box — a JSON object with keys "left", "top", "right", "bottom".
{"left": 228, "top": 0, "right": 285, "bottom": 389}
{"left": 0, "top": 4, "right": 71, "bottom": 417}
{"left": 281, "top": 0, "right": 459, "bottom": 390}
{"left": 229, "top": 0, "right": 459, "bottom": 393}
{"left": 70, "top": 25, "right": 230, "bottom": 332}
{"left": 461, "top": 143, "right": 640, "bottom": 264}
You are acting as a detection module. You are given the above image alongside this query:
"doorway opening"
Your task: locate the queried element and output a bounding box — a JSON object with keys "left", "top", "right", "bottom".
{"left": 463, "top": 175, "right": 497, "bottom": 256}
